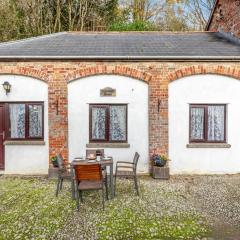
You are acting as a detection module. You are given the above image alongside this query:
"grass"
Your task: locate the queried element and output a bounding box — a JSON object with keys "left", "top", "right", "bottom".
{"left": 98, "top": 208, "right": 208, "bottom": 240}
{"left": 0, "top": 177, "right": 75, "bottom": 240}
{"left": 0, "top": 176, "right": 210, "bottom": 240}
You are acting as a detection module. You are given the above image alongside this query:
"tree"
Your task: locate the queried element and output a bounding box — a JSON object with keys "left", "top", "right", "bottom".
{"left": 183, "top": 0, "right": 215, "bottom": 30}
{"left": 108, "top": 20, "right": 157, "bottom": 31}
{"left": 156, "top": 2, "right": 190, "bottom": 31}
{"left": 0, "top": 0, "right": 216, "bottom": 42}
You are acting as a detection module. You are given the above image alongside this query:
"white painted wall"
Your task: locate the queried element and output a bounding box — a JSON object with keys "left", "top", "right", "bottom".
{"left": 0, "top": 75, "right": 49, "bottom": 174}
{"left": 68, "top": 75, "right": 149, "bottom": 173}
{"left": 169, "top": 74, "right": 240, "bottom": 174}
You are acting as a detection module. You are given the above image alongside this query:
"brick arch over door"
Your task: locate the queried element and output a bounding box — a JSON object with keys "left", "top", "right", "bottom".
{"left": 65, "top": 65, "right": 152, "bottom": 83}
{"left": 167, "top": 65, "right": 240, "bottom": 83}
{"left": 0, "top": 66, "right": 49, "bottom": 82}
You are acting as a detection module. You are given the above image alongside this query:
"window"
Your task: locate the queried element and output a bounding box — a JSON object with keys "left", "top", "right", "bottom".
{"left": 190, "top": 104, "right": 226, "bottom": 143}
{"left": 7, "top": 102, "right": 44, "bottom": 140}
{"left": 89, "top": 104, "right": 127, "bottom": 142}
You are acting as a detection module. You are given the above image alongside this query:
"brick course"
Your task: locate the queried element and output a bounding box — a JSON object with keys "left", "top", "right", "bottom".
{"left": 1, "top": 61, "right": 240, "bottom": 165}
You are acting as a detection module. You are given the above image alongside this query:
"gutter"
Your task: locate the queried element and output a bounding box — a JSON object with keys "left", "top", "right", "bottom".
{"left": 0, "top": 55, "right": 240, "bottom": 61}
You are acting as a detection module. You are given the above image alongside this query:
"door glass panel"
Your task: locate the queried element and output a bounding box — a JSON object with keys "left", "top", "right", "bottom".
{"left": 0, "top": 105, "right": 4, "bottom": 169}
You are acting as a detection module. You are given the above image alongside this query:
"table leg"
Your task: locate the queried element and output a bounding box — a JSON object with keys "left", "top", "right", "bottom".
{"left": 71, "top": 166, "right": 76, "bottom": 200}
{"left": 110, "top": 163, "right": 114, "bottom": 199}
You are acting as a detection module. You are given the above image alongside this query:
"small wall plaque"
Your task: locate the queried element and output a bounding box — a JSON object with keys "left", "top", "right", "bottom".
{"left": 100, "top": 87, "right": 116, "bottom": 97}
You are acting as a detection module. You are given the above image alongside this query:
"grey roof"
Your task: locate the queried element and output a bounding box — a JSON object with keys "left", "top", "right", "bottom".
{"left": 0, "top": 31, "right": 239, "bottom": 60}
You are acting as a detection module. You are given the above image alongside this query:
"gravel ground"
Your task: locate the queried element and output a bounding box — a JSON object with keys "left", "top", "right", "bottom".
{"left": 53, "top": 174, "right": 240, "bottom": 240}
{"left": 174, "top": 175, "right": 240, "bottom": 239}
{"left": 1, "top": 175, "right": 240, "bottom": 239}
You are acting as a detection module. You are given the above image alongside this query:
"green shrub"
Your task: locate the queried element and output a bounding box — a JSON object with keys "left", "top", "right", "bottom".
{"left": 108, "top": 21, "right": 157, "bottom": 31}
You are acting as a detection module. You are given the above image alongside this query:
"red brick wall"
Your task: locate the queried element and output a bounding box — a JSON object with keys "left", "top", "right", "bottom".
{"left": 208, "top": 0, "right": 240, "bottom": 37}
{"left": 0, "top": 62, "right": 240, "bottom": 165}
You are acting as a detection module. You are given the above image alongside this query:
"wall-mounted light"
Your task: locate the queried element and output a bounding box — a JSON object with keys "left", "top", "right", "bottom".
{"left": 2, "top": 81, "right": 11, "bottom": 95}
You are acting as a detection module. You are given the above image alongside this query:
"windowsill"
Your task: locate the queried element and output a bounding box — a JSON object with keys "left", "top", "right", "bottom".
{"left": 4, "top": 140, "right": 45, "bottom": 146}
{"left": 186, "top": 143, "right": 231, "bottom": 148}
{"left": 86, "top": 142, "right": 130, "bottom": 148}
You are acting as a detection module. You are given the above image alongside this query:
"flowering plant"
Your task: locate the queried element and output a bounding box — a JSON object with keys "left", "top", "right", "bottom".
{"left": 151, "top": 154, "right": 169, "bottom": 167}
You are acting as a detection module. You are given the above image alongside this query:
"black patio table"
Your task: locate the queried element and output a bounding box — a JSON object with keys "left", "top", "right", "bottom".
{"left": 70, "top": 157, "right": 114, "bottom": 199}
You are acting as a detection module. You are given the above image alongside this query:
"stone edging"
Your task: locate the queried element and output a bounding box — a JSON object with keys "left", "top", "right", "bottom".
{"left": 86, "top": 143, "right": 130, "bottom": 148}
{"left": 186, "top": 143, "right": 231, "bottom": 148}
{"left": 4, "top": 141, "right": 46, "bottom": 146}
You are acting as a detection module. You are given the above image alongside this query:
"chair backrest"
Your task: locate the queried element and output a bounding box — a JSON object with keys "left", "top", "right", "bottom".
{"left": 74, "top": 163, "right": 103, "bottom": 181}
{"left": 86, "top": 149, "right": 104, "bottom": 157}
{"left": 56, "top": 154, "right": 65, "bottom": 170}
{"left": 133, "top": 152, "right": 140, "bottom": 170}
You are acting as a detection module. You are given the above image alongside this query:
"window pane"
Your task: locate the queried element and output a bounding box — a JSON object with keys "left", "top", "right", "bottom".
{"left": 29, "top": 105, "right": 43, "bottom": 137}
{"left": 9, "top": 104, "right": 25, "bottom": 138}
{"left": 110, "top": 105, "right": 127, "bottom": 141}
{"left": 92, "top": 107, "right": 106, "bottom": 140}
{"left": 208, "top": 106, "right": 225, "bottom": 141}
{"left": 190, "top": 107, "right": 204, "bottom": 140}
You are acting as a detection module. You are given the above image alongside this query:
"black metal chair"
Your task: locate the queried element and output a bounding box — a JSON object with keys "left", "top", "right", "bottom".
{"left": 114, "top": 152, "right": 140, "bottom": 196}
{"left": 55, "top": 153, "right": 74, "bottom": 197}
{"left": 74, "top": 163, "right": 108, "bottom": 211}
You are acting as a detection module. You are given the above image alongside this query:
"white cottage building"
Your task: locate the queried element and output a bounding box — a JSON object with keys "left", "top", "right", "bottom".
{"left": 0, "top": 31, "right": 239, "bottom": 175}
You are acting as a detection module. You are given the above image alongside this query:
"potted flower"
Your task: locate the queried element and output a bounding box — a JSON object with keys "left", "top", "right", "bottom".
{"left": 151, "top": 154, "right": 170, "bottom": 179}
{"left": 51, "top": 156, "right": 58, "bottom": 168}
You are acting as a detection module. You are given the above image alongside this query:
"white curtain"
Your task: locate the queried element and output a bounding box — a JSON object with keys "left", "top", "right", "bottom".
{"left": 190, "top": 107, "right": 204, "bottom": 140}
{"left": 110, "top": 105, "right": 127, "bottom": 141}
{"left": 208, "top": 106, "right": 225, "bottom": 141}
{"left": 29, "top": 105, "right": 43, "bottom": 137}
{"left": 92, "top": 107, "right": 106, "bottom": 140}
{"left": 9, "top": 104, "right": 25, "bottom": 138}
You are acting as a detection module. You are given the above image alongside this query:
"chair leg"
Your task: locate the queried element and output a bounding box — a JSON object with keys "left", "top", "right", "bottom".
{"left": 114, "top": 175, "right": 117, "bottom": 197}
{"left": 79, "top": 190, "right": 83, "bottom": 202}
{"left": 102, "top": 189, "right": 105, "bottom": 210}
{"left": 105, "top": 175, "right": 109, "bottom": 200}
{"left": 71, "top": 179, "right": 76, "bottom": 200}
{"left": 55, "top": 177, "right": 61, "bottom": 197}
{"left": 134, "top": 175, "right": 140, "bottom": 196}
{"left": 60, "top": 178, "right": 63, "bottom": 190}
{"left": 76, "top": 190, "right": 80, "bottom": 211}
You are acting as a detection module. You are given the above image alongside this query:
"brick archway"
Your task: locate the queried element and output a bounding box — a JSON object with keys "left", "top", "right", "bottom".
{"left": 66, "top": 65, "right": 152, "bottom": 83}
{"left": 167, "top": 65, "right": 240, "bottom": 82}
{"left": 0, "top": 66, "right": 48, "bottom": 82}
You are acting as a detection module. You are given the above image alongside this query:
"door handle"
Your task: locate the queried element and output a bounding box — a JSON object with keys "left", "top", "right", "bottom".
{"left": 0, "top": 131, "right": 5, "bottom": 139}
